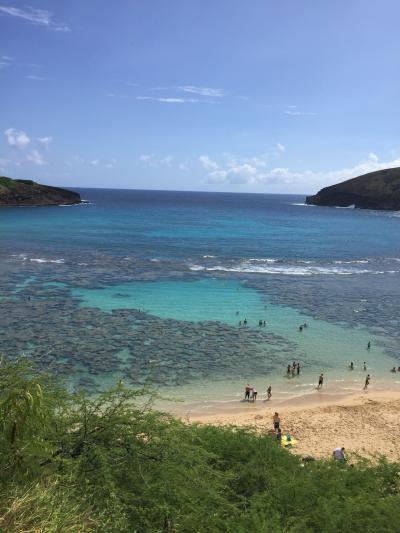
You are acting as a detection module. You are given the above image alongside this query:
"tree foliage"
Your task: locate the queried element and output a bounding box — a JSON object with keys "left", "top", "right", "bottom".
{"left": 1, "top": 359, "right": 399, "bottom": 532}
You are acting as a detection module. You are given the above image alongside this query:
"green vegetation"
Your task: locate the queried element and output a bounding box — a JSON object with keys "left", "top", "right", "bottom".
{"left": 1, "top": 359, "right": 400, "bottom": 532}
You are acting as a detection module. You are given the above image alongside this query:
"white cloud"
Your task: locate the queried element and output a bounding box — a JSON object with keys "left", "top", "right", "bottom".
{"left": 136, "top": 96, "right": 199, "bottom": 103}
{"left": 27, "top": 150, "right": 45, "bottom": 165}
{"left": 4, "top": 128, "right": 30, "bottom": 148}
{"left": 208, "top": 163, "right": 258, "bottom": 185}
{"left": 106, "top": 158, "right": 117, "bottom": 169}
{"left": 139, "top": 154, "right": 155, "bottom": 166}
{"left": 179, "top": 161, "right": 190, "bottom": 171}
{"left": 0, "top": 6, "right": 70, "bottom": 31}
{"left": 201, "top": 152, "right": 400, "bottom": 189}
{"left": 284, "top": 106, "right": 316, "bottom": 116}
{"left": 26, "top": 74, "right": 46, "bottom": 81}
{"left": 275, "top": 143, "right": 285, "bottom": 153}
{"left": 160, "top": 155, "right": 174, "bottom": 166}
{"left": 38, "top": 136, "right": 53, "bottom": 149}
{"left": 0, "top": 55, "right": 12, "bottom": 69}
{"left": 90, "top": 159, "right": 99, "bottom": 166}
{"left": 178, "top": 85, "right": 225, "bottom": 97}
{"left": 199, "top": 155, "right": 219, "bottom": 171}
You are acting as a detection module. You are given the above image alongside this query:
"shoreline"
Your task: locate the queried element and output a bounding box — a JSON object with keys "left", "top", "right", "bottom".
{"left": 183, "top": 390, "right": 400, "bottom": 462}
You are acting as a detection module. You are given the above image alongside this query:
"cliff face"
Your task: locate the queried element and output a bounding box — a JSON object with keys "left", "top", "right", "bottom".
{"left": 305, "top": 167, "right": 400, "bottom": 210}
{"left": 0, "top": 177, "right": 81, "bottom": 206}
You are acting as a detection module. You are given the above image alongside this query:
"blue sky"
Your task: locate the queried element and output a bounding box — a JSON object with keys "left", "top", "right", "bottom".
{"left": 1, "top": 1, "right": 399, "bottom": 193}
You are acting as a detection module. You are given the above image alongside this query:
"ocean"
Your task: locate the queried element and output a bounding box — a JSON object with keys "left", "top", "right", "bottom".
{"left": 1, "top": 188, "right": 400, "bottom": 413}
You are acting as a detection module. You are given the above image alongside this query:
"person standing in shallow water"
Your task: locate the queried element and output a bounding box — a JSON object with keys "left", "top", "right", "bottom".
{"left": 317, "top": 373, "right": 324, "bottom": 389}
{"left": 364, "top": 374, "right": 370, "bottom": 390}
{"left": 297, "top": 362, "right": 300, "bottom": 375}
{"left": 267, "top": 385, "right": 272, "bottom": 400}
{"left": 367, "top": 341, "right": 371, "bottom": 349}
{"left": 244, "top": 384, "right": 251, "bottom": 401}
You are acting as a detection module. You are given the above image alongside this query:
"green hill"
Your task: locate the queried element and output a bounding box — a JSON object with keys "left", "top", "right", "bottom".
{"left": 0, "top": 176, "right": 81, "bottom": 206}
{"left": 306, "top": 167, "right": 400, "bottom": 210}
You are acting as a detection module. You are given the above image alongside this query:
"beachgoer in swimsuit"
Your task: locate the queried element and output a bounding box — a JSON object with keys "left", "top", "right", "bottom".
{"left": 367, "top": 341, "right": 371, "bottom": 349}
{"left": 267, "top": 385, "right": 272, "bottom": 400}
{"left": 287, "top": 364, "right": 291, "bottom": 377}
{"left": 291, "top": 364, "right": 296, "bottom": 377}
{"left": 391, "top": 367, "right": 396, "bottom": 373}
{"left": 252, "top": 389, "right": 258, "bottom": 401}
{"left": 273, "top": 412, "right": 280, "bottom": 430}
{"left": 363, "top": 374, "right": 370, "bottom": 390}
{"left": 317, "top": 373, "right": 324, "bottom": 389}
{"left": 263, "top": 320, "right": 266, "bottom": 326}
{"left": 243, "top": 318, "right": 248, "bottom": 326}
{"left": 299, "top": 325, "right": 303, "bottom": 332}
{"left": 297, "top": 362, "right": 300, "bottom": 375}
{"left": 244, "top": 384, "right": 251, "bottom": 401}
{"left": 350, "top": 362, "right": 354, "bottom": 370}
{"left": 276, "top": 428, "right": 282, "bottom": 442}
{"left": 363, "top": 362, "right": 367, "bottom": 371}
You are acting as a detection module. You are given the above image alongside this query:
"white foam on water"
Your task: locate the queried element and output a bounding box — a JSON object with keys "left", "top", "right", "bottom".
{"left": 30, "top": 258, "right": 65, "bottom": 264}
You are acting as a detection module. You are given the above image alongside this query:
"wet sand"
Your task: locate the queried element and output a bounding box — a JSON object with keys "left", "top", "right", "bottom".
{"left": 185, "top": 390, "right": 400, "bottom": 462}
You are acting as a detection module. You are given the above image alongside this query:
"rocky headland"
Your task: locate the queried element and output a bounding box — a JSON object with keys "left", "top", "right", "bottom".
{"left": 305, "top": 167, "right": 400, "bottom": 210}
{"left": 0, "top": 176, "right": 81, "bottom": 206}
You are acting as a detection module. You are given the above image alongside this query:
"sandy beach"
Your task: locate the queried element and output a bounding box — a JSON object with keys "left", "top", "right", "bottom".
{"left": 186, "top": 390, "right": 400, "bottom": 462}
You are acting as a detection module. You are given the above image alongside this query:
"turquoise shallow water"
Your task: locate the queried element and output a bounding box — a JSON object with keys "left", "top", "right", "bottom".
{"left": 1, "top": 189, "right": 400, "bottom": 409}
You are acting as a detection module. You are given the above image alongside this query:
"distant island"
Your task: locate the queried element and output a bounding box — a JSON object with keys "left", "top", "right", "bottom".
{"left": 0, "top": 176, "right": 81, "bottom": 206}
{"left": 305, "top": 167, "right": 400, "bottom": 210}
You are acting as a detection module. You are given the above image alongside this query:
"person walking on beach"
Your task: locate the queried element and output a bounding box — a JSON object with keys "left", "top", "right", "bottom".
{"left": 267, "top": 385, "right": 272, "bottom": 400}
{"left": 317, "top": 373, "right": 324, "bottom": 389}
{"left": 364, "top": 374, "right": 370, "bottom": 390}
{"left": 244, "top": 384, "right": 252, "bottom": 401}
{"left": 273, "top": 412, "right": 280, "bottom": 431}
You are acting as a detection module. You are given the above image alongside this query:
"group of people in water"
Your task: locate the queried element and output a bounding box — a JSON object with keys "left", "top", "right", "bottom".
{"left": 244, "top": 383, "right": 272, "bottom": 402}
{"left": 238, "top": 317, "right": 267, "bottom": 327}
{"left": 286, "top": 361, "right": 300, "bottom": 377}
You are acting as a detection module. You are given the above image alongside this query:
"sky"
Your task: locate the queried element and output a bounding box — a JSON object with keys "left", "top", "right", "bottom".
{"left": 1, "top": 0, "right": 400, "bottom": 194}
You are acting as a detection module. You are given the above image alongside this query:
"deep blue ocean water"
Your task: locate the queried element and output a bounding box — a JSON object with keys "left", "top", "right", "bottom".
{"left": 1, "top": 189, "right": 400, "bottom": 409}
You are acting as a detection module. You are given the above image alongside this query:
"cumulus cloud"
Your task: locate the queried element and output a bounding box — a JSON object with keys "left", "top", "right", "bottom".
{"left": 199, "top": 155, "right": 219, "bottom": 171}
{"left": 27, "top": 149, "right": 45, "bottom": 165}
{"left": 201, "top": 152, "right": 400, "bottom": 189}
{"left": 4, "top": 128, "right": 30, "bottom": 148}
{"left": 0, "top": 5, "right": 70, "bottom": 31}
{"left": 38, "top": 136, "right": 53, "bottom": 149}
{"left": 90, "top": 159, "right": 99, "bottom": 166}
{"left": 178, "top": 85, "right": 225, "bottom": 97}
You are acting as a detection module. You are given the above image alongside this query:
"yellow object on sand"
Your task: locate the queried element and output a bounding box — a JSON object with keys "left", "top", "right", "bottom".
{"left": 281, "top": 435, "right": 298, "bottom": 447}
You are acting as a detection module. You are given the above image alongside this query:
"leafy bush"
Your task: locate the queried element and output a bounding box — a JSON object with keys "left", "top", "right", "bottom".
{"left": 1, "top": 359, "right": 399, "bottom": 532}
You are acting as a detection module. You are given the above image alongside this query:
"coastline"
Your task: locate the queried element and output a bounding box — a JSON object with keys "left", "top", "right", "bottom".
{"left": 184, "top": 390, "right": 400, "bottom": 462}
